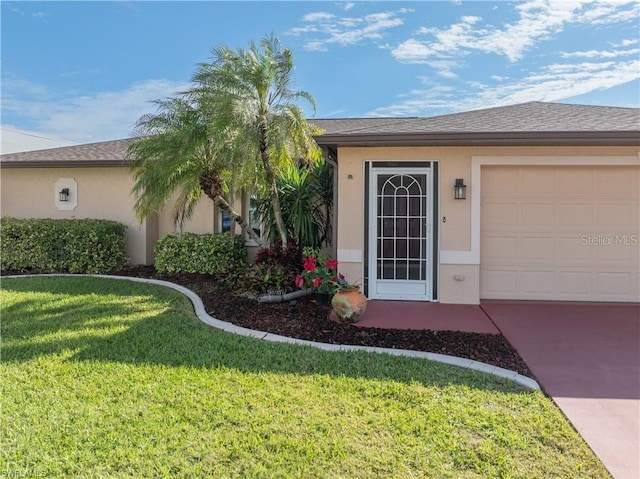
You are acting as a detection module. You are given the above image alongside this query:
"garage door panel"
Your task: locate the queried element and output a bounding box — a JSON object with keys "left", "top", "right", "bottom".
{"left": 596, "top": 272, "right": 635, "bottom": 297}
{"left": 597, "top": 203, "right": 634, "bottom": 226}
{"left": 520, "top": 271, "right": 554, "bottom": 294}
{"left": 483, "top": 235, "right": 518, "bottom": 260}
{"left": 597, "top": 169, "right": 637, "bottom": 195}
{"left": 481, "top": 269, "right": 518, "bottom": 295}
{"left": 557, "top": 203, "right": 594, "bottom": 226}
{"left": 557, "top": 237, "right": 593, "bottom": 262}
{"left": 522, "top": 203, "right": 554, "bottom": 226}
{"left": 484, "top": 169, "right": 518, "bottom": 194}
{"left": 559, "top": 169, "right": 594, "bottom": 194}
{"left": 482, "top": 202, "right": 518, "bottom": 227}
{"left": 596, "top": 241, "right": 637, "bottom": 262}
{"left": 521, "top": 169, "right": 555, "bottom": 194}
{"left": 481, "top": 165, "right": 640, "bottom": 302}
{"left": 521, "top": 237, "right": 554, "bottom": 260}
{"left": 557, "top": 272, "right": 592, "bottom": 295}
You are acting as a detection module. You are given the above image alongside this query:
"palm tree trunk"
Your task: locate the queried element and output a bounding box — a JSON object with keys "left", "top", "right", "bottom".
{"left": 200, "top": 172, "right": 264, "bottom": 247}
{"left": 214, "top": 195, "right": 263, "bottom": 246}
{"left": 258, "top": 122, "right": 288, "bottom": 248}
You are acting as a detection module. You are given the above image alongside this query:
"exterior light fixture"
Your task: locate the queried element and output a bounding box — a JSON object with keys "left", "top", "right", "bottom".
{"left": 454, "top": 179, "right": 466, "bottom": 200}
{"left": 59, "top": 188, "right": 70, "bottom": 202}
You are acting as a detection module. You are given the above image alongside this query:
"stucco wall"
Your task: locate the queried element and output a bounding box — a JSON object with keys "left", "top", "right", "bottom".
{"left": 335, "top": 145, "right": 640, "bottom": 304}
{"left": 1, "top": 167, "right": 250, "bottom": 266}
{"left": 0, "top": 167, "right": 155, "bottom": 265}
{"left": 157, "top": 193, "right": 216, "bottom": 237}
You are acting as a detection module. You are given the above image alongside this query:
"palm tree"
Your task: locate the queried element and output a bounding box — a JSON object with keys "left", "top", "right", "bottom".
{"left": 191, "top": 34, "right": 323, "bottom": 247}
{"left": 128, "top": 95, "right": 262, "bottom": 245}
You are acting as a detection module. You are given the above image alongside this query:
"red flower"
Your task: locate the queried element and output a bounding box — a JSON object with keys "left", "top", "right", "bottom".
{"left": 325, "top": 259, "right": 338, "bottom": 269}
{"left": 295, "top": 275, "right": 304, "bottom": 288}
{"left": 303, "top": 256, "right": 316, "bottom": 272}
{"left": 312, "top": 278, "right": 322, "bottom": 288}
{"left": 339, "top": 273, "right": 345, "bottom": 280}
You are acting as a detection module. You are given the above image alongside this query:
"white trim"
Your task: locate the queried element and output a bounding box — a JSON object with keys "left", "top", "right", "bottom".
{"left": 368, "top": 166, "right": 433, "bottom": 300}
{"left": 440, "top": 250, "right": 475, "bottom": 264}
{"left": 337, "top": 249, "right": 363, "bottom": 263}
{"left": 468, "top": 155, "right": 640, "bottom": 265}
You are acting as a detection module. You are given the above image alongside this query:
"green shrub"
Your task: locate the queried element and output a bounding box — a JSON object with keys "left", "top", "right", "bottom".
{"left": 154, "top": 233, "right": 246, "bottom": 275}
{"left": 1, "top": 217, "right": 128, "bottom": 274}
{"left": 250, "top": 238, "right": 302, "bottom": 294}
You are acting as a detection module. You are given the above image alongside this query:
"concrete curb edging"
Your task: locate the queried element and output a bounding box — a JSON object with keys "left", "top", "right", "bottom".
{"left": 7, "top": 274, "right": 541, "bottom": 390}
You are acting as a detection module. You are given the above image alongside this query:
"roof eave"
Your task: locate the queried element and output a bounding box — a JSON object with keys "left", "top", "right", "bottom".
{"left": 314, "top": 131, "right": 640, "bottom": 147}
{"left": 0, "top": 160, "right": 130, "bottom": 169}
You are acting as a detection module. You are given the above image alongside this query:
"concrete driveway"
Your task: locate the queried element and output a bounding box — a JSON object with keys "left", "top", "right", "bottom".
{"left": 482, "top": 301, "right": 640, "bottom": 479}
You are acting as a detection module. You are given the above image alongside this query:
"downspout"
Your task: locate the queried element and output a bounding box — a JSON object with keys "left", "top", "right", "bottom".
{"left": 325, "top": 149, "right": 338, "bottom": 260}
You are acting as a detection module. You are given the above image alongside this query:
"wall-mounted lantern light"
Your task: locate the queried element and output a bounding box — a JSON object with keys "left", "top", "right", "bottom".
{"left": 59, "top": 188, "right": 70, "bottom": 202}
{"left": 454, "top": 179, "right": 467, "bottom": 200}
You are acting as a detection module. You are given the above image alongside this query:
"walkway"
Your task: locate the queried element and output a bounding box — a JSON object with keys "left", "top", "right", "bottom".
{"left": 483, "top": 301, "right": 640, "bottom": 479}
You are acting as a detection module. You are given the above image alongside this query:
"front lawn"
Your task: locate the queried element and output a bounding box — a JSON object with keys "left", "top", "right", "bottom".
{"left": 1, "top": 277, "right": 608, "bottom": 478}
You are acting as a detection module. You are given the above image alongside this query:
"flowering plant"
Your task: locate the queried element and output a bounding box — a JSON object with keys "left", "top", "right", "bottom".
{"left": 295, "top": 248, "right": 343, "bottom": 295}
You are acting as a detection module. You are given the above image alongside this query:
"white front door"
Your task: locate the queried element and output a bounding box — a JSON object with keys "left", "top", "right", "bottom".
{"left": 368, "top": 167, "right": 433, "bottom": 300}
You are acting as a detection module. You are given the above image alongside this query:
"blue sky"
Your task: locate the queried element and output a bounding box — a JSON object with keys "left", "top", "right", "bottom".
{"left": 2, "top": 1, "right": 639, "bottom": 144}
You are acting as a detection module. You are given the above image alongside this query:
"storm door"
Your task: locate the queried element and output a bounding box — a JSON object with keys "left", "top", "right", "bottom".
{"left": 368, "top": 168, "right": 432, "bottom": 300}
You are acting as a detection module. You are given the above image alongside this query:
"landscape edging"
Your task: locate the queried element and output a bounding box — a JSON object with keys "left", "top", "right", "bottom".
{"left": 7, "top": 274, "right": 541, "bottom": 390}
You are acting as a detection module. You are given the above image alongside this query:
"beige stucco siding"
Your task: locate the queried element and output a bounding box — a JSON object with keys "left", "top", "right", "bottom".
{"left": 335, "top": 145, "right": 640, "bottom": 304}
{"left": 157, "top": 193, "right": 216, "bottom": 237}
{"left": 0, "top": 167, "right": 155, "bottom": 265}
{"left": 1, "top": 168, "right": 248, "bottom": 265}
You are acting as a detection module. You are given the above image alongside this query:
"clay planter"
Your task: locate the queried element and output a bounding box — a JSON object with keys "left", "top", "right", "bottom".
{"left": 331, "top": 287, "right": 367, "bottom": 324}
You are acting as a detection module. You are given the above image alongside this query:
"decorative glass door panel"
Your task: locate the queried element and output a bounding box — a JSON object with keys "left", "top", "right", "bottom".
{"left": 369, "top": 169, "right": 432, "bottom": 300}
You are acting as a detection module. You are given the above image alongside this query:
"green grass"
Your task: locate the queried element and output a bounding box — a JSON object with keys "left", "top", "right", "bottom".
{"left": 1, "top": 277, "right": 608, "bottom": 478}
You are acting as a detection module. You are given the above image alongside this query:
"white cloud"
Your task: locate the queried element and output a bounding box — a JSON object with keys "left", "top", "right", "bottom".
{"left": 2, "top": 78, "right": 188, "bottom": 143}
{"left": 287, "top": 8, "right": 408, "bottom": 51}
{"left": 302, "top": 12, "right": 334, "bottom": 22}
{"left": 368, "top": 58, "right": 640, "bottom": 116}
{"left": 393, "top": 0, "right": 639, "bottom": 64}
{"left": 343, "top": 3, "right": 355, "bottom": 12}
{"left": 560, "top": 48, "right": 640, "bottom": 59}
{"left": 617, "top": 38, "right": 639, "bottom": 47}
{"left": 392, "top": 39, "right": 435, "bottom": 62}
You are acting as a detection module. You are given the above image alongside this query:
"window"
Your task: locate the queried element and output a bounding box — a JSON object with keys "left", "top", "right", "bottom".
{"left": 216, "top": 193, "right": 262, "bottom": 243}
{"left": 220, "top": 210, "right": 232, "bottom": 233}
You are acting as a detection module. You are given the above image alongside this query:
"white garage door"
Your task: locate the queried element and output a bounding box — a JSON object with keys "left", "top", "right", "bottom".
{"left": 481, "top": 165, "right": 639, "bottom": 302}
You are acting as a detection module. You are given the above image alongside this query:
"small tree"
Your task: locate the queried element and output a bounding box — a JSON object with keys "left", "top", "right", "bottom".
{"left": 191, "top": 34, "right": 323, "bottom": 248}
{"left": 128, "top": 96, "right": 262, "bottom": 245}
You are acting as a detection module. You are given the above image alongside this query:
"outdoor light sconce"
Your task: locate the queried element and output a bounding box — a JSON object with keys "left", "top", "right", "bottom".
{"left": 59, "top": 188, "right": 70, "bottom": 202}
{"left": 454, "top": 179, "right": 467, "bottom": 200}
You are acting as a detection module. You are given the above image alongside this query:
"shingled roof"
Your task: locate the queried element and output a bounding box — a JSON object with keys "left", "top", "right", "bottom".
{"left": 313, "top": 102, "right": 640, "bottom": 146}
{"left": 0, "top": 138, "right": 134, "bottom": 168}
{"left": 2, "top": 102, "right": 638, "bottom": 167}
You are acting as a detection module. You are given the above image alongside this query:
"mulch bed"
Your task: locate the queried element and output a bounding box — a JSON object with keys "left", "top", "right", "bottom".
{"left": 109, "top": 266, "right": 534, "bottom": 379}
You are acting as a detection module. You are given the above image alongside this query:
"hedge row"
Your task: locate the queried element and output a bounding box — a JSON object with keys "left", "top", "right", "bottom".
{"left": 1, "top": 217, "right": 128, "bottom": 274}
{"left": 154, "top": 233, "right": 246, "bottom": 275}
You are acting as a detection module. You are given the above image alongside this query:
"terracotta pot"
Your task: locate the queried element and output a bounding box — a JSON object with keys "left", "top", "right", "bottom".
{"left": 331, "top": 287, "right": 367, "bottom": 323}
